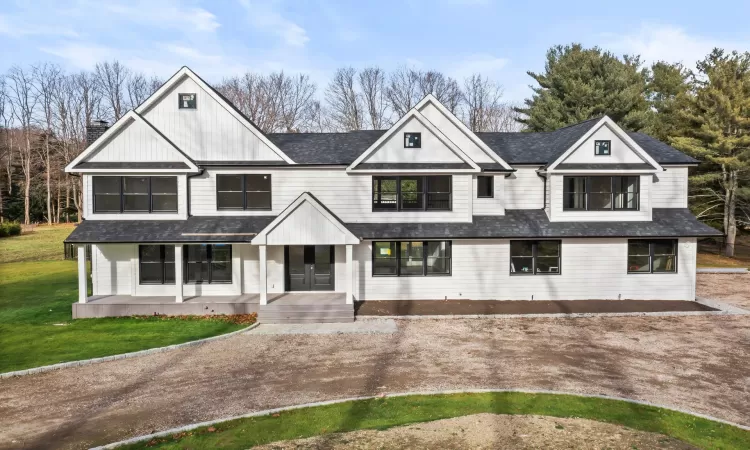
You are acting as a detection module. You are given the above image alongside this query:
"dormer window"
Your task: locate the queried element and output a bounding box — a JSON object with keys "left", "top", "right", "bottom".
{"left": 595, "top": 140, "right": 611, "bottom": 155}
{"left": 404, "top": 132, "right": 421, "bottom": 148}
{"left": 179, "top": 93, "right": 197, "bottom": 109}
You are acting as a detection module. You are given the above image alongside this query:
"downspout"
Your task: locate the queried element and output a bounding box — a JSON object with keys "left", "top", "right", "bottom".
{"left": 536, "top": 169, "right": 547, "bottom": 211}
{"left": 186, "top": 168, "right": 205, "bottom": 217}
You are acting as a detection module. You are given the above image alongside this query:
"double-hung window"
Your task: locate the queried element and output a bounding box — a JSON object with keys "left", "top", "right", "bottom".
{"left": 139, "top": 245, "right": 175, "bottom": 285}
{"left": 372, "top": 241, "right": 451, "bottom": 276}
{"left": 92, "top": 176, "right": 178, "bottom": 213}
{"left": 510, "top": 240, "right": 561, "bottom": 275}
{"left": 184, "top": 244, "right": 232, "bottom": 284}
{"left": 216, "top": 174, "right": 272, "bottom": 210}
{"left": 372, "top": 176, "right": 452, "bottom": 211}
{"left": 627, "top": 240, "right": 677, "bottom": 273}
{"left": 563, "top": 176, "right": 639, "bottom": 211}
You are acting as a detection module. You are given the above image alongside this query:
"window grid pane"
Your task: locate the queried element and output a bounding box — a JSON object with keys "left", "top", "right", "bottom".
{"left": 372, "top": 176, "right": 452, "bottom": 212}
{"left": 510, "top": 241, "right": 560, "bottom": 275}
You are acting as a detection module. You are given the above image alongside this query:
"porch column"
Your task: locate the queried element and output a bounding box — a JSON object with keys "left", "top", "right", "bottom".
{"left": 77, "top": 245, "right": 87, "bottom": 303}
{"left": 174, "top": 244, "right": 183, "bottom": 303}
{"left": 345, "top": 244, "right": 354, "bottom": 305}
{"left": 259, "top": 244, "right": 268, "bottom": 305}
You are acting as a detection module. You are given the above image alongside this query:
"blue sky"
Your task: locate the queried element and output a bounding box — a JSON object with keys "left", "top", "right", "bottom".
{"left": 1, "top": 0, "right": 749, "bottom": 102}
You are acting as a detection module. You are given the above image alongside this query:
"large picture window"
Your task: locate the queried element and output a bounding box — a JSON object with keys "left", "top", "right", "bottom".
{"left": 184, "top": 244, "right": 232, "bottom": 284}
{"left": 372, "top": 176, "right": 451, "bottom": 211}
{"left": 139, "top": 245, "right": 175, "bottom": 285}
{"left": 628, "top": 240, "right": 677, "bottom": 273}
{"left": 563, "top": 176, "right": 639, "bottom": 211}
{"left": 92, "top": 176, "right": 178, "bottom": 213}
{"left": 216, "top": 174, "right": 272, "bottom": 210}
{"left": 510, "top": 240, "right": 561, "bottom": 275}
{"left": 372, "top": 241, "right": 451, "bottom": 276}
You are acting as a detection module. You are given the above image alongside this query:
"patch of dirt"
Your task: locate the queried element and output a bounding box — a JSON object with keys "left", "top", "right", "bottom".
{"left": 355, "top": 299, "right": 715, "bottom": 316}
{"left": 697, "top": 273, "right": 750, "bottom": 310}
{"left": 254, "top": 413, "right": 697, "bottom": 450}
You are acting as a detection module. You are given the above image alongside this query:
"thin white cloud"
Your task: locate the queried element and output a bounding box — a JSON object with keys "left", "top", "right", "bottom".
{"left": 603, "top": 23, "right": 750, "bottom": 67}
{"left": 41, "top": 42, "right": 114, "bottom": 69}
{"left": 238, "top": 0, "right": 309, "bottom": 47}
{"left": 94, "top": 0, "right": 220, "bottom": 33}
{"left": 0, "top": 14, "right": 79, "bottom": 38}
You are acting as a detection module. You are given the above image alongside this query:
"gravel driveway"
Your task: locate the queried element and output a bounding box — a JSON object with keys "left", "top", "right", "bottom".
{"left": 1, "top": 274, "right": 748, "bottom": 450}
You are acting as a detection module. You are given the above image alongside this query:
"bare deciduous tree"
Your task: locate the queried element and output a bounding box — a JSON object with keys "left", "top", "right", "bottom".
{"left": 34, "top": 63, "right": 61, "bottom": 224}
{"left": 272, "top": 72, "right": 316, "bottom": 132}
{"left": 418, "top": 70, "right": 462, "bottom": 113}
{"left": 7, "top": 66, "right": 38, "bottom": 224}
{"left": 463, "top": 73, "right": 515, "bottom": 132}
{"left": 358, "top": 67, "right": 390, "bottom": 129}
{"left": 326, "top": 67, "right": 363, "bottom": 131}
{"left": 386, "top": 66, "right": 421, "bottom": 117}
{"left": 95, "top": 60, "right": 130, "bottom": 121}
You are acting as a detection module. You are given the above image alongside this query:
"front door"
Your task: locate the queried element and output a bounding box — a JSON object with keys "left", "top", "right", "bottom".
{"left": 285, "top": 245, "right": 335, "bottom": 291}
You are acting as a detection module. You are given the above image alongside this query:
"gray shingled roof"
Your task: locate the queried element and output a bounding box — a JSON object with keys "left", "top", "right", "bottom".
{"left": 346, "top": 209, "right": 721, "bottom": 239}
{"left": 66, "top": 208, "right": 719, "bottom": 243}
{"left": 352, "top": 163, "right": 473, "bottom": 170}
{"left": 265, "top": 119, "right": 698, "bottom": 166}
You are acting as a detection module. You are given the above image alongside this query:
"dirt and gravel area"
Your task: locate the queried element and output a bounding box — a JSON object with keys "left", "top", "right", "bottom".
{"left": 697, "top": 272, "right": 750, "bottom": 310}
{"left": 355, "top": 299, "right": 716, "bottom": 316}
{"left": 254, "top": 413, "right": 697, "bottom": 450}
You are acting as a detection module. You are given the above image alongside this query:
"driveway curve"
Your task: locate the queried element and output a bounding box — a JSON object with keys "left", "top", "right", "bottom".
{"left": 1, "top": 312, "right": 748, "bottom": 450}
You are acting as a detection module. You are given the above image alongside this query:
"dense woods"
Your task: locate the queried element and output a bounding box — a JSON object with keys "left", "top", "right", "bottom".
{"left": 0, "top": 45, "right": 747, "bottom": 255}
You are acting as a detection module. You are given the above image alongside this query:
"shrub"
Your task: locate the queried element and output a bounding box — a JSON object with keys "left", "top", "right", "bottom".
{"left": 0, "top": 222, "right": 22, "bottom": 238}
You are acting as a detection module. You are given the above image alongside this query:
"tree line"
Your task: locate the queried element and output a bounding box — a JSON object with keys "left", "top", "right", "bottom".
{"left": 0, "top": 44, "right": 747, "bottom": 255}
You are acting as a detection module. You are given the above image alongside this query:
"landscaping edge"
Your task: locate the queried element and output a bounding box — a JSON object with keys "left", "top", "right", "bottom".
{"left": 0, "top": 322, "right": 259, "bottom": 379}
{"left": 91, "top": 388, "right": 750, "bottom": 450}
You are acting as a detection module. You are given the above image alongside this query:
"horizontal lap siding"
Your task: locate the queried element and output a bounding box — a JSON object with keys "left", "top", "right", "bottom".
{"left": 191, "top": 169, "right": 471, "bottom": 222}
{"left": 651, "top": 168, "right": 688, "bottom": 208}
{"left": 472, "top": 175, "right": 505, "bottom": 216}
{"left": 505, "top": 167, "right": 544, "bottom": 209}
{"left": 355, "top": 238, "right": 695, "bottom": 301}
{"left": 84, "top": 174, "right": 188, "bottom": 220}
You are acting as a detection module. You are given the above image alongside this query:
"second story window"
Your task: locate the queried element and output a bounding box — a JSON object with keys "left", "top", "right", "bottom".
{"left": 93, "top": 176, "right": 178, "bottom": 214}
{"left": 595, "top": 140, "right": 611, "bottom": 155}
{"left": 477, "top": 176, "right": 494, "bottom": 198}
{"left": 404, "top": 132, "right": 421, "bottom": 148}
{"left": 373, "top": 175, "right": 451, "bottom": 211}
{"left": 563, "top": 176, "right": 639, "bottom": 211}
{"left": 216, "top": 174, "right": 272, "bottom": 210}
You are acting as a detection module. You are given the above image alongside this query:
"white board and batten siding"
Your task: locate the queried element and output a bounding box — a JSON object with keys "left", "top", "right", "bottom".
{"left": 140, "top": 76, "right": 282, "bottom": 162}
{"left": 651, "top": 167, "right": 688, "bottom": 208}
{"left": 505, "top": 167, "right": 545, "bottom": 209}
{"left": 91, "top": 244, "right": 134, "bottom": 296}
{"left": 87, "top": 117, "right": 185, "bottom": 163}
{"left": 353, "top": 238, "right": 696, "bottom": 301}
{"left": 83, "top": 174, "right": 188, "bottom": 220}
{"left": 562, "top": 124, "right": 647, "bottom": 165}
{"left": 417, "top": 102, "right": 495, "bottom": 163}
{"left": 363, "top": 115, "right": 465, "bottom": 164}
{"left": 190, "top": 169, "right": 472, "bottom": 223}
{"left": 547, "top": 174, "right": 652, "bottom": 222}
{"left": 472, "top": 175, "right": 505, "bottom": 215}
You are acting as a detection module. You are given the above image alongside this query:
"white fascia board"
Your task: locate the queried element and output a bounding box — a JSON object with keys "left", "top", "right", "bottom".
{"left": 251, "top": 192, "right": 360, "bottom": 245}
{"left": 70, "top": 168, "right": 197, "bottom": 174}
{"left": 349, "top": 169, "right": 480, "bottom": 174}
{"left": 135, "top": 67, "right": 295, "bottom": 164}
{"left": 65, "top": 110, "right": 200, "bottom": 173}
{"left": 415, "top": 94, "right": 513, "bottom": 170}
{"left": 550, "top": 169, "right": 661, "bottom": 175}
{"left": 546, "top": 116, "right": 663, "bottom": 172}
{"left": 346, "top": 109, "right": 481, "bottom": 172}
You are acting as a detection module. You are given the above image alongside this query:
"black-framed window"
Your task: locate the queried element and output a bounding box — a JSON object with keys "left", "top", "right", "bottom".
{"left": 404, "top": 132, "right": 421, "bottom": 148}
{"left": 510, "top": 240, "right": 561, "bottom": 275}
{"left": 93, "top": 176, "right": 178, "bottom": 213}
{"left": 595, "top": 140, "right": 611, "bottom": 155}
{"left": 372, "top": 241, "right": 451, "bottom": 276}
{"left": 563, "top": 176, "right": 639, "bottom": 211}
{"left": 373, "top": 176, "right": 451, "bottom": 211}
{"left": 628, "top": 240, "right": 677, "bottom": 274}
{"left": 139, "top": 245, "right": 175, "bottom": 285}
{"left": 477, "top": 176, "right": 493, "bottom": 198}
{"left": 216, "top": 174, "right": 272, "bottom": 210}
{"left": 183, "top": 244, "right": 232, "bottom": 284}
{"left": 179, "top": 93, "right": 197, "bottom": 109}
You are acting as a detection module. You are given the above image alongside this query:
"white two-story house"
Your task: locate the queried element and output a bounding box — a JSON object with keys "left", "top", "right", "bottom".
{"left": 65, "top": 67, "right": 720, "bottom": 322}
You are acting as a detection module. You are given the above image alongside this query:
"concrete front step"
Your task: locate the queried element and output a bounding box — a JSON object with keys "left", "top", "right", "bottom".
{"left": 259, "top": 306, "right": 354, "bottom": 323}
{"left": 260, "top": 317, "right": 355, "bottom": 324}
{"left": 261, "top": 305, "right": 353, "bottom": 312}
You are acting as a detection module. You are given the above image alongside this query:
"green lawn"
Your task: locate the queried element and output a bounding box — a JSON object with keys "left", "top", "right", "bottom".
{"left": 0, "top": 228, "right": 249, "bottom": 373}
{"left": 121, "top": 393, "right": 750, "bottom": 450}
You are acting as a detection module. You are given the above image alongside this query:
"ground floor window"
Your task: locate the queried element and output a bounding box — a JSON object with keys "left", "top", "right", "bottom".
{"left": 138, "top": 245, "right": 175, "bottom": 284}
{"left": 510, "top": 240, "right": 561, "bottom": 275}
{"left": 184, "top": 244, "right": 232, "bottom": 284}
{"left": 372, "top": 241, "right": 451, "bottom": 276}
{"left": 628, "top": 240, "right": 677, "bottom": 273}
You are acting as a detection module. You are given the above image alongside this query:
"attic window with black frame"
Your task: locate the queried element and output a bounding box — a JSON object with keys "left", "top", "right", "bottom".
{"left": 178, "top": 93, "right": 197, "bottom": 109}
{"left": 595, "top": 140, "right": 611, "bottom": 155}
{"left": 404, "top": 132, "right": 421, "bottom": 148}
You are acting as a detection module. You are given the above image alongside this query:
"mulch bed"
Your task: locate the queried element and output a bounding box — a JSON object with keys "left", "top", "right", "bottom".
{"left": 354, "top": 299, "right": 717, "bottom": 316}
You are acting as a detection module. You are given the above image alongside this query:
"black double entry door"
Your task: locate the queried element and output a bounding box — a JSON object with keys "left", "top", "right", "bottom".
{"left": 284, "top": 245, "right": 335, "bottom": 291}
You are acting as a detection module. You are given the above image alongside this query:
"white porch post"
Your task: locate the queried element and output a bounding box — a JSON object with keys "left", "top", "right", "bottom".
{"left": 259, "top": 244, "right": 268, "bottom": 305}
{"left": 345, "top": 244, "right": 354, "bottom": 305}
{"left": 77, "top": 245, "right": 87, "bottom": 303}
{"left": 174, "top": 244, "right": 183, "bottom": 303}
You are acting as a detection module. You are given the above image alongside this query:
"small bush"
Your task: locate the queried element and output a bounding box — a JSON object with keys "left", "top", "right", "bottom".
{"left": 0, "top": 222, "right": 21, "bottom": 238}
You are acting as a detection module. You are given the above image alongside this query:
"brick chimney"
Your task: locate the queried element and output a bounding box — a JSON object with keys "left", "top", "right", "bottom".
{"left": 86, "top": 119, "right": 110, "bottom": 147}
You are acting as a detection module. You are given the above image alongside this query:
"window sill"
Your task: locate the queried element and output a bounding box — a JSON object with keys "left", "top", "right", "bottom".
{"left": 510, "top": 272, "right": 561, "bottom": 276}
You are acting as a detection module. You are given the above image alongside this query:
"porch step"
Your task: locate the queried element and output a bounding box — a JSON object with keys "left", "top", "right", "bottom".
{"left": 258, "top": 304, "right": 354, "bottom": 324}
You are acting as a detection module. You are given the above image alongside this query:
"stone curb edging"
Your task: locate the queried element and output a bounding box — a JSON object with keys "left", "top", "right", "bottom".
{"left": 91, "top": 388, "right": 750, "bottom": 449}
{"left": 0, "top": 323, "right": 260, "bottom": 379}
{"left": 697, "top": 267, "right": 748, "bottom": 273}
